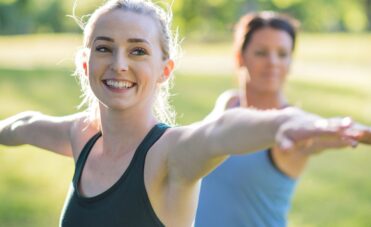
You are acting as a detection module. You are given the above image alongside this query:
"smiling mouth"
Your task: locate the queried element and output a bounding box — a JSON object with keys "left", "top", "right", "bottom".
{"left": 102, "top": 79, "right": 136, "bottom": 90}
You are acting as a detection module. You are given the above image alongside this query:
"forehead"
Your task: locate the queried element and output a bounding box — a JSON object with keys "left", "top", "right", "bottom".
{"left": 91, "top": 9, "right": 160, "bottom": 44}
{"left": 249, "top": 27, "right": 293, "bottom": 49}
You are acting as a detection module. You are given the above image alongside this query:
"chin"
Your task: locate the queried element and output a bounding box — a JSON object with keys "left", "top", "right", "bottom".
{"left": 255, "top": 86, "right": 281, "bottom": 94}
{"left": 98, "top": 99, "right": 132, "bottom": 111}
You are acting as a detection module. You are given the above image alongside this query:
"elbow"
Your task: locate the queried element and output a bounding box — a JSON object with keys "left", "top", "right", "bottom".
{"left": 1, "top": 111, "right": 42, "bottom": 146}
{"left": 10, "top": 111, "right": 41, "bottom": 130}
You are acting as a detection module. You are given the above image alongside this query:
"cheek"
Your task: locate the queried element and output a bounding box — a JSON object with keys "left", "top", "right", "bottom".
{"left": 143, "top": 59, "right": 163, "bottom": 81}
{"left": 245, "top": 58, "right": 264, "bottom": 77}
{"left": 89, "top": 57, "right": 108, "bottom": 77}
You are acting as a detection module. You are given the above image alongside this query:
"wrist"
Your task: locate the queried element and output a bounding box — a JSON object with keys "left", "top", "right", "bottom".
{"left": 275, "top": 107, "right": 302, "bottom": 127}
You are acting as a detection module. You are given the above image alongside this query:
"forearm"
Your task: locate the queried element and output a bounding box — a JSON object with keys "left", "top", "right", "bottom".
{"left": 0, "top": 111, "right": 41, "bottom": 146}
{"left": 208, "top": 107, "right": 295, "bottom": 156}
{"left": 0, "top": 111, "right": 78, "bottom": 156}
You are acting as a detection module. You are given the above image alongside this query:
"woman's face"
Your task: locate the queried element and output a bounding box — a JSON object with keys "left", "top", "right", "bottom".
{"left": 239, "top": 27, "right": 293, "bottom": 94}
{"left": 86, "top": 9, "right": 171, "bottom": 112}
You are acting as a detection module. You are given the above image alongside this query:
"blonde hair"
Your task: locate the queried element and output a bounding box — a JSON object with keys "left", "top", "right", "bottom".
{"left": 73, "top": 0, "right": 180, "bottom": 126}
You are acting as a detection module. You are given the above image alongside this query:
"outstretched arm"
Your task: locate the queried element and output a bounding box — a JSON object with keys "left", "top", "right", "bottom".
{"left": 0, "top": 111, "right": 86, "bottom": 156}
{"left": 167, "top": 107, "right": 352, "bottom": 182}
{"left": 202, "top": 91, "right": 368, "bottom": 179}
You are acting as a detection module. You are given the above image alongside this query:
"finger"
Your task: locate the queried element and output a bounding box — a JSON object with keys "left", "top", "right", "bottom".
{"left": 319, "top": 137, "right": 358, "bottom": 149}
{"left": 277, "top": 136, "right": 294, "bottom": 152}
{"left": 358, "top": 132, "right": 371, "bottom": 145}
{"left": 299, "top": 126, "right": 342, "bottom": 140}
{"left": 318, "top": 117, "right": 353, "bottom": 132}
{"left": 301, "top": 138, "right": 355, "bottom": 155}
{"left": 344, "top": 124, "right": 371, "bottom": 144}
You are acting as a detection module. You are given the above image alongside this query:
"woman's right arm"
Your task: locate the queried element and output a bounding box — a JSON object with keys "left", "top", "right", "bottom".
{"left": 0, "top": 111, "right": 85, "bottom": 156}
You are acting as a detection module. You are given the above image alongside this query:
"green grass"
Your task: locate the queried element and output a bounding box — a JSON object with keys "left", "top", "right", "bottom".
{"left": 0, "top": 34, "right": 371, "bottom": 226}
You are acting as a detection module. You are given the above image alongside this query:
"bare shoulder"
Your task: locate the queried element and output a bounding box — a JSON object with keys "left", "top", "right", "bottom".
{"left": 149, "top": 126, "right": 187, "bottom": 158}
{"left": 216, "top": 89, "right": 240, "bottom": 109}
{"left": 145, "top": 126, "right": 193, "bottom": 185}
{"left": 148, "top": 124, "right": 211, "bottom": 170}
{"left": 69, "top": 113, "right": 100, "bottom": 161}
{"left": 147, "top": 126, "right": 192, "bottom": 164}
{"left": 205, "top": 89, "right": 239, "bottom": 121}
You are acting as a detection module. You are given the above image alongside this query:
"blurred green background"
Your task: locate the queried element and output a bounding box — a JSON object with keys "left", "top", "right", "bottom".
{"left": 0, "top": 0, "right": 371, "bottom": 226}
{"left": 1, "top": 0, "right": 371, "bottom": 35}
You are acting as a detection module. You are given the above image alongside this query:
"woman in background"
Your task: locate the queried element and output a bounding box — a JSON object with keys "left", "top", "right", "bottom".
{"left": 196, "top": 11, "right": 371, "bottom": 227}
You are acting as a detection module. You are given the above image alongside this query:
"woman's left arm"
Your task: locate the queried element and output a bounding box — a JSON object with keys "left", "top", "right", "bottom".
{"left": 165, "top": 108, "right": 355, "bottom": 183}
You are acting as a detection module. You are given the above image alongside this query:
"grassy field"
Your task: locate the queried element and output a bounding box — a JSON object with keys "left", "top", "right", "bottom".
{"left": 0, "top": 34, "right": 370, "bottom": 226}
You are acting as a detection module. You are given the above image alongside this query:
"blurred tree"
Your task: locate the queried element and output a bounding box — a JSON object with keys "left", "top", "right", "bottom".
{"left": 342, "top": 0, "right": 368, "bottom": 32}
{"left": 0, "top": 0, "right": 33, "bottom": 34}
{"left": 0, "top": 0, "right": 369, "bottom": 36}
{"left": 366, "top": 0, "right": 371, "bottom": 30}
{"left": 36, "top": 1, "right": 64, "bottom": 32}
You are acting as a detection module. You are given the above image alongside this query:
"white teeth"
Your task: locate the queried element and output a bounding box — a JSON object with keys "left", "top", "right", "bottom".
{"left": 106, "top": 80, "right": 134, "bottom": 89}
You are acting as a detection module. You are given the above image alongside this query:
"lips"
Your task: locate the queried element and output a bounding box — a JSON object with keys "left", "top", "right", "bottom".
{"left": 102, "top": 79, "right": 136, "bottom": 90}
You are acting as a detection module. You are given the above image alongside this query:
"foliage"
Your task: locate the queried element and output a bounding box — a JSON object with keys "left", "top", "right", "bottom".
{"left": 0, "top": 0, "right": 369, "bottom": 37}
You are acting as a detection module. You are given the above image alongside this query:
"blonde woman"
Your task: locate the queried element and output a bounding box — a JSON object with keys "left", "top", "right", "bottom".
{"left": 1, "top": 2, "right": 369, "bottom": 227}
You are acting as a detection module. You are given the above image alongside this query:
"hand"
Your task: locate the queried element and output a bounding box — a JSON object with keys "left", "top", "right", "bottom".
{"left": 346, "top": 123, "right": 371, "bottom": 145}
{"left": 293, "top": 134, "right": 357, "bottom": 155}
{"left": 276, "top": 116, "right": 358, "bottom": 152}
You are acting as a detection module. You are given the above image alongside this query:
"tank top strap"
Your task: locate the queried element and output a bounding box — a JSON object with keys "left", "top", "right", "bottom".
{"left": 73, "top": 131, "right": 102, "bottom": 185}
{"left": 132, "top": 123, "right": 170, "bottom": 170}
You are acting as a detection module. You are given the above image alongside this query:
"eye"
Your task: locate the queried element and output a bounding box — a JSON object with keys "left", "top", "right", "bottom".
{"left": 255, "top": 50, "right": 268, "bottom": 57}
{"left": 95, "top": 46, "right": 112, "bottom": 53}
{"left": 278, "top": 51, "right": 289, "bottom": 58}
{"left": 131, "top": 47, "right": 148, "bottom": 56}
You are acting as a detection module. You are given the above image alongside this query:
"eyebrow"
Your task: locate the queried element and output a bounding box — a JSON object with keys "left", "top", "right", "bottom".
{"left": 94, "top": 36, "right": 114, "bottom": 42}
{"left": 93, "top": 36, "right": 151, "bottom": 46}
{"left": 127, "top": 38, "right": 151, "bottom": 46}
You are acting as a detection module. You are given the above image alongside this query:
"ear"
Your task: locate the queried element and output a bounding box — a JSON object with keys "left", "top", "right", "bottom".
{"left": 81, "top": 49, "right": 89, "bottom": 77}
{"left": 235, "top": 51, "right": 250, "bottom": 84}
{"left": 235, "top": 51, "right": 244, "bottom": 68}
{"left": 159, "top": 59, "right": 174, "bottom": 83}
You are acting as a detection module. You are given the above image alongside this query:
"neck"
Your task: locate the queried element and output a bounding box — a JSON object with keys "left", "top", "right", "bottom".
{"left": 98, "top": 105, "right": 157, "bottom": 154}
{"left": 239, "top": 87, "right": 288, "bottom": 110}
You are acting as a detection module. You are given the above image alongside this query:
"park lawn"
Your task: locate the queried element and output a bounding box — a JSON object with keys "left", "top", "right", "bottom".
{"left": 0, "top": 67, "right": 371, "bottom": 227}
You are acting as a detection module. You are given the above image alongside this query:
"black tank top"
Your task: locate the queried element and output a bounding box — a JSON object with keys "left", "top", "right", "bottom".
{"left": 60, "top": 123, "right": 169, "bottom": 227}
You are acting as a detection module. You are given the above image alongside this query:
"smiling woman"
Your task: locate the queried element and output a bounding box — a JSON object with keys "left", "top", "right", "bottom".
{"left": 74, "top": 1, "right": 178, "bottom": 126}
{"left": 0, "top": 1, "right": 370, "bottom": 227}
{"left": 83, "top": 10, "right": 174, "bottom": 125}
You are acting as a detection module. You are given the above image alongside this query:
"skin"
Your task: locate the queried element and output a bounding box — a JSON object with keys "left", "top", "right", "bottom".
{"left": 0, "top": 10, "right": 369, "bottom": 227}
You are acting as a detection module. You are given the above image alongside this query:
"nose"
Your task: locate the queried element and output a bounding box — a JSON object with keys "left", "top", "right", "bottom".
{"left": 267, "top": 53, "right": 279, "bottom": 66}
{"left": 112, "top": 51, "right": 128, "bottom": 73}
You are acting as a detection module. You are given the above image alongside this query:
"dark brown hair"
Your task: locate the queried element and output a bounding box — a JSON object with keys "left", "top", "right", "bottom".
{"left": 234, "top": 11, "right": 300, "bottom": 54}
